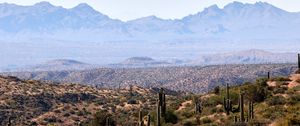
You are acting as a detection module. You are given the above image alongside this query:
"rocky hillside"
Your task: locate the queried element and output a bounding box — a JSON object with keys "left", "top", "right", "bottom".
{"left": 4, "top": 64, "right": 298, "bottom": 93}
{"left": 0, "top": 75, "right": 163, "bottom": 126}
{"left": 0, "top": 72, "right": 299, "bottom": 125}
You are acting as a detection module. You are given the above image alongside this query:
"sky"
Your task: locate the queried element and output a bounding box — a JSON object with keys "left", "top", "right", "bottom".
{"left": 0, "top": 0, "right": 299, "bottom": 21}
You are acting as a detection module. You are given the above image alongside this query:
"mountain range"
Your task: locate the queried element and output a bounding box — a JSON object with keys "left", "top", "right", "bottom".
{"left": 0, "top": 1, "right": 300, "bottom": 41}
{"left": 1, "top": 1, "right": 300, "bottom": 68}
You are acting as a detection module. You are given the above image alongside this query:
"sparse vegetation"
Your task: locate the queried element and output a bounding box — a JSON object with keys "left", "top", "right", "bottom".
{"left": 0, "top": 67, "right": 299, "bottom": 125}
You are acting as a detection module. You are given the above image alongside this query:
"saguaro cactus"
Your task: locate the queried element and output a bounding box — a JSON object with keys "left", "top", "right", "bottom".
{"left": 162, "top": 92, "right": 166, "bottom": 117}
{"left": 298, "top": 53, "right": 300, "bottom": 69}
{"left": 248, "top": 101, "right": 254, "bottom": 120}
{"left": 156, "top": 100, "right": 161, "bottom": 126}
{"left": 7, "top": 117, "right": 12, "bottom": 126}
{"left": 158, "top": 88, "right": 166, "bottom": 117}
{"left": 267, "top": 72, "right": 270, "bottom": 79}
{"left": 223, "top": 83, "right": 232, "bottom": 115}
{"left": 239, "top": 92, "right": 245, "bottom": 122}
{"left": 139, "top": 110, "right": 144, "bottom": 126}
{"left": 106, "top": 117, "right": 110, "bottom": 126}
{"left": 129, "top": 85, "right": 133, "bottom": 97}
{"left": 147, "top": 115, "right": 151, "bottom": 126}
{"left": 195, "top": 99, "right": 202, "bottom": 114}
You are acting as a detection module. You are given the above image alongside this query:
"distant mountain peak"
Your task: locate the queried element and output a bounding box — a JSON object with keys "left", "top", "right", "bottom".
{"left": 237, "top": 49, "right": 273, "bottom": 55}
{"left": 126, "top": 57, "right": 154, "bottom": 62}
{"left": 254, "top": 1, "right": 270, "bottom": 6}
{"left": 73, "top": 3, "right": 96, "bottom": 12}
{"left": 131, "top": 15, "right": 163, "bottom": 22}
{"left": 44, "top": 59, "right": 86, "bottom": 66}
{"left": 224, "top": 1, "right": 244, "bottom": 9}
{"left": 34, "top": 1, "right": 54, "bottom": 8}
{"left": 205, "top": 4, "right": 221, "bottom": 11}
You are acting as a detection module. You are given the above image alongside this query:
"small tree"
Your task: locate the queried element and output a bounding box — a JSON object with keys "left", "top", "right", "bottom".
{"left": 214, "top": 86, "right": 220, "bottom": 95}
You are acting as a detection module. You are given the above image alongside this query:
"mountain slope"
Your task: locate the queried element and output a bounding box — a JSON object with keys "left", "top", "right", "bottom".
{"left": 4, "top": 64, "right": 298, "bottom": 93}
{"left": 191, "top": 49, "right": 296, "bottom": 65}
{"left": 0, "top": 72, "right": 299, "bottom": 125}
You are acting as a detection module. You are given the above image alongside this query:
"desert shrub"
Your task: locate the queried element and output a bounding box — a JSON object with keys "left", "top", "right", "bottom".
{"left": 277, "top": 114, "right": 300, "bottom": 126}
{"left": 266, "top": 96, "right": 286, "bottom": 105}
{"left": 272, "top": 86, "right": 287, "bottom": 94}
{"left": 201, "top": 117, "right": 212, "bottom": 124}
{"left": 127, "top": 99, "right": 137, "bottom": 104}
{"left": 30, "top": 121, "right": 38, "bottom": 126}
{"left": 269, "top": 77, "right": 291, "bottom": 82}
{"left": 183, "top": 121, "right": 193, "bottom": 126}
{"left": 89, "top": 110, "right": 116, "bottom": 126}
{"left": 203, "top": 95, "right": 223, "bottom": 107}
{"left": 53, "top": 109, "right": 61, "bottom": 113}
{"left": 287, "top": 114, "right": 300, "bottom": 125}
{"left": 214, "top": 86, "right": 220, "bottom": 95}
{"left": 63, "top": 113, "right": 70, "bottom": 117}
{"left": 165, "top": 110, "right": 178, "bottom": 124}
{"left": 247, "top": 119, "right": 269, "bottom": 126}
{"left": 256, "top": 78, "right": 268, "bottom": 87}
{"left": 210, "top": 106, "right": 223, "bottom": 113}
{"left": 287, "top": 94, "right": 300, "bottom": 105}
{"left": 44, "top": 116, "right": 57, "bottom": 123}
{"left": 262, "top": 106, "right": 285, "bottom": 119}
{"left": 69, "top": 110, "right": 75, "bottom": 114}
{"left": 240, "top": 78, "right": 269, "bottom": 102}
{"left": 181, "top": 111, "right": 194, "bottom": 118}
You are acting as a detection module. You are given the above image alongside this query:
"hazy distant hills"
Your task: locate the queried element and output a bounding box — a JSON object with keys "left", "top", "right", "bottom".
{"left": 0, "top": 1, "right": 300, "bottom": 41}
{"left": 0, "top": 49, "right": 298, "bottom": 72}
{"left": 4, "top": 64, "right": 298, "bottom": 93}
{"left": 2, "top": 59, "right": 98, "bottom": 72}
{"left": 191, "top": 49, "right": 296, "bottom": 65}
{"left": 108, "top": 57, "right": 175, "bottom": 68}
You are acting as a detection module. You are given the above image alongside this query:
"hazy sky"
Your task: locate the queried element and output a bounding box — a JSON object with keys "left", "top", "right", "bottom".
{"left": 0, "top": 0, "right": 299, "bottom": 21}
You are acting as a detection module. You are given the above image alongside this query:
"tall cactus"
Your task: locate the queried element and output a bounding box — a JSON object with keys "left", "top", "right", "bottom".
{"left": 223, "top": 83, "right": 232, "bottom": 115}
{"left": 158, "top": 88, "right": 166, "bottom": 117}
{"left": 139, "top": 110, "right": 144, "bottom": 126}
{"left": 267, "top": 72, "right": 270, "bottom": 79}
{"left": 234, "top": 116, "right": 237, "bottom": 122}
{"left": 298, "top": 53, "right": 300, "bottom": 69}
{"left": 156, "top": 100, "right": 161, "bottom": 126}
{"left": 194, "top": 99, "right": 202, "bottom": 114}
{"left": 239, "top": 92, "right": 245, "bottom": 122}
{"left": 248, "top": 101, "right": 254, "bottom": 120}
{"left": 156, "top": 88, "right": 167, "bottom": 126}
{"left": 106, "top": 117, "right": 110, "bottom": 126}
{"left": 8, "top": 117, "right": 12, "bottom": 126}
{"left": 162, "top": 92, "right": 166, "bottom": 117}
{"left": 147, "top": 115, "right": 151, "bottom": 126}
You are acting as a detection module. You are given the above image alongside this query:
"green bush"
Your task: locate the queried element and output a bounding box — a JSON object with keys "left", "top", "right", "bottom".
{"left": 240, "top": 82, "right": 268, "bottom": 102}
{"left": 89, "top": 110, "right": 116, "bottom": 126}
{"left": 266, "top": 96, "right": 286, "bottom": 105}
{"left": 214, "top": 86, "right": 220, "bottom": 95}
{"left": 273, "top": 86, "right": 287, "bottom": 94}
{"left": 287, "top": 94, "right": 300, "bottom": 105}
{"left": 201, "top": 117, "right": 212, "bottom": 124}
{"left": 269, "top": 77, "right": 291, "bottom": 82}
{"left": 165, "top": 110, "right": 178, "bottom": 124}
